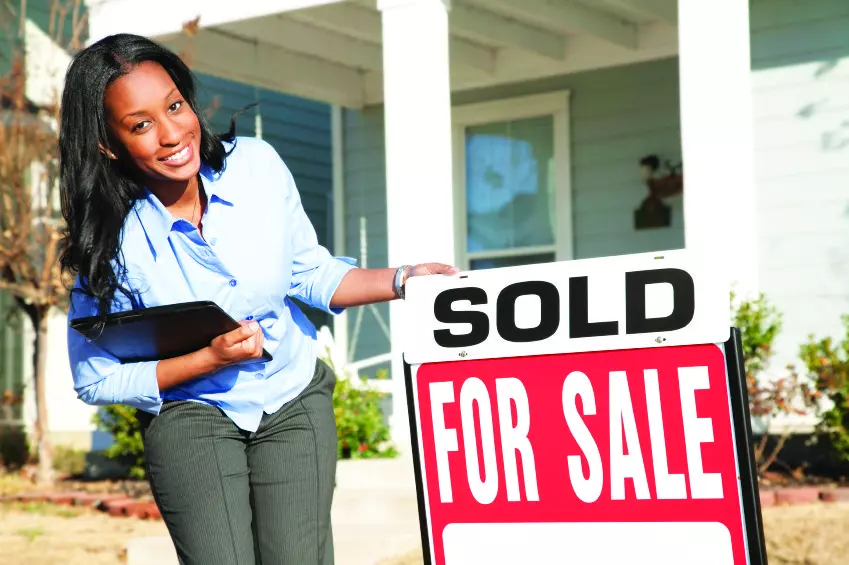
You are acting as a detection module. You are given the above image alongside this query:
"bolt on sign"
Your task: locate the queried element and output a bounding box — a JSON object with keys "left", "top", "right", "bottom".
{"left": 401, "top": 250, "right": 767, "bottom": 565}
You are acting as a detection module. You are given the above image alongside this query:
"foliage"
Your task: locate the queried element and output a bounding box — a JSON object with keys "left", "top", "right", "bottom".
{"left": 799, "top": 314, "right": 849, "bottom": 463}
{"left": 324, "top": 354, "right": 398, "bottom": 460}
{"left": 0, "top": 425, "right": 29, "bottom": 470}
{"left": 731, "top": 290, "right": 818, "bottom": 475}
{"left": 0, "top": 387, "right": 28, "bottom": 470}
{"left": 92, "top": 405, "right": 145, "bottom": 479}
{"left": 51, "top": 445, "right": 86, "bottom": 476}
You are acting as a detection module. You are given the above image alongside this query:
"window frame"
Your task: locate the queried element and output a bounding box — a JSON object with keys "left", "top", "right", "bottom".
{"left": 452, "top": 90, "right": 573, "bottom": 271}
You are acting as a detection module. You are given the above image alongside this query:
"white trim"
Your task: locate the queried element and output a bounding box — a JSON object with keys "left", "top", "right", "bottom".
{"left": 218, "top": 16, "right": 384, "bottom": 71}
{"left": 466, "top": 245, "right": 556, "bottom": 262}
{"left": 678, "top": 0, "right": 757, "bottom": 296}
{"left": 155, "top": 28, "right": 366, "bottom": 108}
{"left": 451, "top": 91, "right": 573, "bottom": 270}
{"left": 483, "top": 0, "right": 639, "bottom": 50}
{"left": 379, "top": 0, "right": 455, "bottom": 447}
{"left": 85, "top": 0, "right": 347, "bottom": 43}
{"left": 331, "top": 105, "right": 349, "bottom": 368}
{"left": 601, "top": 0, "right": 677, "bottom": 25}
{"left": 362, "top": 22, "right": 677, "bottom": 105}
{"left": 292, "top": 1, "right": 497, "bottom": 74}
{"left": 449, "top": 2, "right": 566, "bottom": 61}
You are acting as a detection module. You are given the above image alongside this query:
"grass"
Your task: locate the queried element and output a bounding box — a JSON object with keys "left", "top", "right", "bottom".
{"left": 16, "top": 527, "right": 44, "bottom": 542}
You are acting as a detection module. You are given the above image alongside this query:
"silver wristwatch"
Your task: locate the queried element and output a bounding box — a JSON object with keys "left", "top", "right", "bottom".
{"left": 393, "top": 265, "right": 411, "bottom": 299}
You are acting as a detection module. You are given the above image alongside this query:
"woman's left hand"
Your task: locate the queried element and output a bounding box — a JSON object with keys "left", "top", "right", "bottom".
{"left": 409, "top": 263, "right": 461, "bottom": 277}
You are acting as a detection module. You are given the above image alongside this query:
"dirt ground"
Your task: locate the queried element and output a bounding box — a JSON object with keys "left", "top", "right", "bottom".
{"left": 0, "top": 501, "right": 167, "bottom": 565}
{"left": 379, "top": 502, "right": 849, "bottom": 565}
{"left": 1, "top": 499, "right": 849, "bottom": 564}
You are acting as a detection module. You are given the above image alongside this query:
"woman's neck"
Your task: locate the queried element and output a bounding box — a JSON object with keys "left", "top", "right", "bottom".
{"left": 148, "top": 175, "right": 204, "bottom": 227}
{"left": 147, "top": 175, "right": 198, "bottom": 209}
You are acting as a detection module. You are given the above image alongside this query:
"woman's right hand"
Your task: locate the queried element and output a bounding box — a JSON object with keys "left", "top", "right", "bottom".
{"left": 208, "top": 320, "right": 266, "bottom": 369}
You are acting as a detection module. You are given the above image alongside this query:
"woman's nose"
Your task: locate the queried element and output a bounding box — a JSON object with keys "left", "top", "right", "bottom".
{"left": 159, "top": 117, "right": 182, "bottom": 146}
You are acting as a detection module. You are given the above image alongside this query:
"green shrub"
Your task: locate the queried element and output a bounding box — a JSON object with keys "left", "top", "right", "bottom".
{"left": 332, "top": 365, "right": 398, "bottom": 460}
{"left": 799, "top": 314, "right": 849, "bottom": 463}
{"left": 0, "top": 424, "right": 29, "bottom": 470}
{"left": 92, "top": 405, "right": 145, "bottom": 479}
{"left": 731, "top": 291, "right": 817, "bottom": 475}
{"left": 52, "top": 446, "right": 86, "bottom": 477}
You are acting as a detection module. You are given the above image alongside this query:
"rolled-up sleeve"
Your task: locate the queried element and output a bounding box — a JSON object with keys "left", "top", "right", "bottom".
{"left": 67, "top": 280, "right": 162, "bottom": 414}
{"left": 271, "top": 147, "right": 358, "bottom": 314}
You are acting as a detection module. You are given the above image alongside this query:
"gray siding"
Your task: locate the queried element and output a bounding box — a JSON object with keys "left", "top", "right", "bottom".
{"left": 197, "top": 76, "right": 334, "bottom": 248}
{"left": 750, "top": 0, "right": 849, "bottom": 372}
{"left": 197, "top": 75, "right": 335, "bottom": 330}
{"left": 341, "top": 108, "right": 391, "bottom": 365}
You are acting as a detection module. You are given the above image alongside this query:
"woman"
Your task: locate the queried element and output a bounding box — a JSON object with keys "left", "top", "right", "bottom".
{"left": 59, "top": 33, "right": 457, "bottom": 565}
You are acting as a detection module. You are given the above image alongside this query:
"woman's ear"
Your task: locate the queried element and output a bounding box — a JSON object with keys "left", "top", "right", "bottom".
{"left": 98, "top": 143, "right": 118, "bottom": 160}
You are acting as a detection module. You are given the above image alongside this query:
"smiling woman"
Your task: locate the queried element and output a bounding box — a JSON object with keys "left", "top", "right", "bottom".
{"left": 56, "top": 33, "right": 457, "bottom": 565}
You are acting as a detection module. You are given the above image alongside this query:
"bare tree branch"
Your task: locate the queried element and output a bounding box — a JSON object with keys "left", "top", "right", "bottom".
{"left": 0, "top": 0, "right": 82, "bottom": 485}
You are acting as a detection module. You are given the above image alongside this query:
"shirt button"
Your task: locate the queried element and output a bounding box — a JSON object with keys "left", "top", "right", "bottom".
{"left": 229, "top": 279, "right": 237, "bottom": 287}
{"left": 255, "top": 372, "right": 263, "bottom": 379}
{"left": 210, "top": 237, "right": 217, "bottom": 245}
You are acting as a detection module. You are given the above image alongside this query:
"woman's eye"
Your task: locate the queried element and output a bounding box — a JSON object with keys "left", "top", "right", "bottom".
{"left": 169, "top": 101, "right": 183, "bottom": 112}
{"left": 131, "top": 121, "right": 151, "bottom": 132}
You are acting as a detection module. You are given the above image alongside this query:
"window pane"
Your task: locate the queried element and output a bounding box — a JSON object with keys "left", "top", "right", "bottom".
{"left": 470, "top": 252, "right": 556, "bottom": 271}
{"left": 465, "top": 115, "right": 555, "bottom": 254}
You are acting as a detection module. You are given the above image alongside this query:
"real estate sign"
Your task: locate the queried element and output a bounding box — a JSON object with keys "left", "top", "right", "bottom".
{"left": 402, "top": 250, "right": 767, "bottom": 565}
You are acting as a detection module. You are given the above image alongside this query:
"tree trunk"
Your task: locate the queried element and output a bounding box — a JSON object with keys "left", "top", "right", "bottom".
{"left": 32, "top": 308, "right": 53, "bottom": 485}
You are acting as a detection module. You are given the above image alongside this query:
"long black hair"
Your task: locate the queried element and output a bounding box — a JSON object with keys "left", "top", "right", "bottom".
{"left": 58, "top": 33, "right": 247, "bottom": 320}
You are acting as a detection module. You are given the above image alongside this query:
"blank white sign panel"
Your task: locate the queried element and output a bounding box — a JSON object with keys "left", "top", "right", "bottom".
{"left": 442, "top": 522, "right": 735, "bottom": 565}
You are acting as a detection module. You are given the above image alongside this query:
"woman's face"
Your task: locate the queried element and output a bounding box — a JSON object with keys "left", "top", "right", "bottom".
{"left": 102, "top": 61, "right": 202, "bottom": 186}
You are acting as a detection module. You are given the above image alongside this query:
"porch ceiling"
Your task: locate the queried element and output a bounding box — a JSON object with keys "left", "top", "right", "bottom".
{"left": 88, "top": 0, "right": 680, "bottom": 108}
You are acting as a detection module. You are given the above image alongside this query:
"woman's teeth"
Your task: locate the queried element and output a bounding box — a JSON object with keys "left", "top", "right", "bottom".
{"left": 164, "top": 146, "right": 188, "bottom": 161}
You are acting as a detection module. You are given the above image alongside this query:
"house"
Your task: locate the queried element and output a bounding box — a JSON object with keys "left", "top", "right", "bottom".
{"left": 6, "top": 0, "right": 849, "bottom": 452}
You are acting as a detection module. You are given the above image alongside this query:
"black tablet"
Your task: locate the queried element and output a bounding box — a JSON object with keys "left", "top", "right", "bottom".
{"left": 69, "top": 300, "right": 273, "bottom": 363}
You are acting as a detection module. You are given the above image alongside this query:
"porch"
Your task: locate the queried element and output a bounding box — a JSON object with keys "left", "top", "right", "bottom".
{"left": 85, "top": 0, "right": 759, "bottom": 442}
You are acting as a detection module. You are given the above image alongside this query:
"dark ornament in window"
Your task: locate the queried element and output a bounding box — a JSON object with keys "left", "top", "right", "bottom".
{"left": 634, "top": 154, "right": 683, "bottom": 230}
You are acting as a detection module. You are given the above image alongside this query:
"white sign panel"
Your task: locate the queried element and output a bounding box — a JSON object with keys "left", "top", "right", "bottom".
{"left": 402, "top": 249, "right": 730, "bottom": 365}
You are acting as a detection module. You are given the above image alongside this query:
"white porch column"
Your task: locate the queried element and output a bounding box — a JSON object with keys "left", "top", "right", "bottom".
{"left": 678, "top": 1, "right": 758, "bottom": 297}
{"left": 378, "top": 0, "right": 455, "bottom": 449}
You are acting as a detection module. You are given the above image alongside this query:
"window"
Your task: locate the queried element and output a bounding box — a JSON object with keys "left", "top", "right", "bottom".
{"left": 453, "top": 92, "right": 572, "bottom": 271}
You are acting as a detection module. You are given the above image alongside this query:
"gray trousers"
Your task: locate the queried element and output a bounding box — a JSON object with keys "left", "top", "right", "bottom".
{"left": 139, "top": 359, "right": 337, "bottom": 565}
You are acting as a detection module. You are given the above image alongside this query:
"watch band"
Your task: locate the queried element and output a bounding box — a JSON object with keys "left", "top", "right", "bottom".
{"left": 393, "top": 265, "right": 411, "bottom": 299}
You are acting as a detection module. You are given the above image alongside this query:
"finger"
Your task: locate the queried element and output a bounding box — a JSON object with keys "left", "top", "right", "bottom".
{"left": 413, "top": 263, "right": 460, "bottom": 276}
{"left": 435, "top": 263, "right": 461, "bottom": 274}
{"left": 244, "top": 333, "right": 259, "bottom": 355}
{"left": 237, "top": 333, "right": 257, "bottom": 358}
{"left": 223, "top": 322, "right": 259, "bottom": 347}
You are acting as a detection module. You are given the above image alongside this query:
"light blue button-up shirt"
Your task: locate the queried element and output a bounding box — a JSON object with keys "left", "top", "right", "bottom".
{"left": 66, "top": 136, "right": 357, "bottom": 432}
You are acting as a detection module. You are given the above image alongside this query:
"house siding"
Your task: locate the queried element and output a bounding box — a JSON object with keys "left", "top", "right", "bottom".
{"left": 749, "top": 0, "right": 849, "bottom": 376}
{"left": 340, "top": 107, "right": 391, "bottom": 368}
{"left": 341, "top": 58, "right": 685, "bottom": 364}
{"left": 197, "top": 75, "right": 335, "bottom": 331}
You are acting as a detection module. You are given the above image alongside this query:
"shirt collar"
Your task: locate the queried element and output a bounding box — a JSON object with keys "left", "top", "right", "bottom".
{"left": 131, "top": 159, "right": 234, "bottom": 257}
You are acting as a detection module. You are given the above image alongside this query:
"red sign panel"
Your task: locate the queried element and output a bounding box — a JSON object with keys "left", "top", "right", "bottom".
{"left": 410, "top": 343, "right": 753, "bottom": 565}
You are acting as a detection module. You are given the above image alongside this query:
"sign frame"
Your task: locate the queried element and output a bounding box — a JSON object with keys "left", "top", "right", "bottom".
{"left": 403, "top": 327, "right": 768, "bottom": 565}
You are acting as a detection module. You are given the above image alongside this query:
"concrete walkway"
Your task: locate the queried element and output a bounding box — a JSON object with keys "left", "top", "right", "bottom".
{"left": 127, "top": 456, "right": 422, "bottom": 565}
